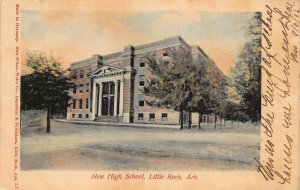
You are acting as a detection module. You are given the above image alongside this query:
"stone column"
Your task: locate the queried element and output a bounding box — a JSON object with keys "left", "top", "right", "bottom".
{"left": 98, "top": 82, "right": 102, "bottom": 116}
{"left": 119, "top": 79, "right": 124, "bottom": 116}
{"left": 91, "top": 82, "right": 97, "bottom": 120}
{"left": 89, "top": 80, "right": 92, "bottom": 112}
{"left": 113, "top": 81, "right": 118, "bottom": 116}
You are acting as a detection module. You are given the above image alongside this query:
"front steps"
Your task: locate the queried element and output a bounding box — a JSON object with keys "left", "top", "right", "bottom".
{"left": 94, "top": 116, "right": 123, "bottom": 122}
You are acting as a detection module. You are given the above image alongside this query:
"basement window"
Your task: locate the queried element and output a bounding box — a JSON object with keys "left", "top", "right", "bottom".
{"left": 149, "top": 113, "right": 155, "bottom": 121}
{"left": 161, "top": 113, "right": 168, "bottom": 121}
{"left": 138, "top": 113, "right": 144, "bottom": 120}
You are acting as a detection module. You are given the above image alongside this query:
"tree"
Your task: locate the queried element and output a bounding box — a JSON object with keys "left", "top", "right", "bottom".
{"left": 187, "top": 54, "right": 212, "bottom": 129}
{"left": 205, "top": 93, "right": 220, "bottom": 129}
{"left": 214, "top": 77, "right": 228, "bottom": 127}
{"left": 143, "top": 49, "right": 199, "bottom": 129}
{"left": 197, "top": 67, "right": 228, "bottom": 129}
{"left": 231, "top": 12, "right": 261, "bottom": 122}
{"left": 143, "top": 48, "right": 214, "bottom": 130}
{"left": 224, "top": 101, "right": 239, "bottom": 127}
{"left": 21, "top": 52, "right": 75, "bottom": 133}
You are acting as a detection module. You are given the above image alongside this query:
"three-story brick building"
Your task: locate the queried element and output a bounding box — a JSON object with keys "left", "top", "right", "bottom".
{"left": 67, "top": 36, "right": 225, "bottom": 125}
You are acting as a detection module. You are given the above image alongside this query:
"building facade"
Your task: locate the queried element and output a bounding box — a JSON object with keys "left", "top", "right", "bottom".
{"left": 67, "top": 36, "right": 225, "bottom": 125}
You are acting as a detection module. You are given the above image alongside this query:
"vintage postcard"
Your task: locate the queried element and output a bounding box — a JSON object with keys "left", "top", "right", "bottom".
{"left": 0, "top": 0, "right": 299, "bottom": 189}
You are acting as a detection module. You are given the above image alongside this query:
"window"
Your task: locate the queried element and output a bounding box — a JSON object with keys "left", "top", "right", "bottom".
{"left": 163, "top": 52, "right": 170, "bottom": 64}
{"left": 86, "top": 98, "right": 89, "bottom": 108}
{"left": 72, "top": 99, "right": 76, "bottom": 109}
{"left": 85, "top": 114, "right": 89, "bottom": 118}
{"left": 72, "top": 114, "right": 75, "bottom": 118}
{"left": 86, "top": 83, "right": 89, "bottom": 92}
{"left": 73, "top": 86, "right": 76, "bottom": 94}
{"left": 138, "top": 113, "right": 144, "bottom": 120}
{"left": 73, "top": 71, "right": 77, "bottom": 79}
{"left": 140, "top": 59, "right": 145, "bottom": 67}
{"left": 149, "top": 113, "right": 155, "bottom": 121}
{"left": 139, "top": 95, "right": 144, "bottom": 107}
{"left": 109, "top": 82, "right": 115, "bottom": 94}
{"left": 139, "top": 100, "right": 144, "bottom": 107}
{"left": 214, "top": 86, "right": 218, "bottom": 94}
{"left": 161, "top": 113, "right": 168, "bottom": 121}
{"left": 78, "top": 114, "right": 82, "bottom": 118}
{"left": 79, "top": 84, "right": 83, "bottom": 93}
{"left": 103, "top": 82, "right": 109, "bottom": 94}
{"left": 139, "top": 75, "right": 145, "bottom": 86}
{"left": 87, "top": 69, "right": 93, "bottom": 77}
{"left": 80, "top": 70, "right": 84, "bottom": 78}
{"left": 103, "top": 82, "right": 115, "bottom": 95}
{"left": 79, "top": 99, "right": 82, "bottom": 109}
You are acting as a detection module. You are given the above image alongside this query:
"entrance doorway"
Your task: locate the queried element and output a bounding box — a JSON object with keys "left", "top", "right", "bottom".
{"left": 101, "top": 82, "right": 115, "bottom": 116}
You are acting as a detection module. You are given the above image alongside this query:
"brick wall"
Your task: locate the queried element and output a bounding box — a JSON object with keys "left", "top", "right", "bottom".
{"left": 67, "top": 65, "right": 91, "bottom": 120}
{"left": 67, "top": 36, "right": 225, "bottom": 125}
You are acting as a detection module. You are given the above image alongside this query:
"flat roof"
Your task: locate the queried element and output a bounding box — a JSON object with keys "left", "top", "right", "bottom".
{"left": 70, "top": 35, "right": 190, "bottom": 69}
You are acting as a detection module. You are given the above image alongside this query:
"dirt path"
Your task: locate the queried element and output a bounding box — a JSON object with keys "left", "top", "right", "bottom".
{"left": 21, "top": 121, "right": 260, "bottom": 171}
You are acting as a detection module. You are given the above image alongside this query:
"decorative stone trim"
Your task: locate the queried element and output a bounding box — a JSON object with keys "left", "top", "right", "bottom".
{"left": 93, "top": 71, "right": 125, "bottom": 78}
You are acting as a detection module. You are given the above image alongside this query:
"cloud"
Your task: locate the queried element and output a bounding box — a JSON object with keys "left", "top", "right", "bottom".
{"left": 21, "top": 9, "right": 256, "bottom": 75}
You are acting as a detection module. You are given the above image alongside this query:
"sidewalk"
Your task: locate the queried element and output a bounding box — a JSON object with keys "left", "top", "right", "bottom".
{"left": 54, "top": 119, "right": 181, "bottom": 129}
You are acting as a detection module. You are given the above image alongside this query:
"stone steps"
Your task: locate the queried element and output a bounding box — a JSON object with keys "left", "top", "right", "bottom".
{"left": 94, "top": 116, "right": 122, "bottom": 122}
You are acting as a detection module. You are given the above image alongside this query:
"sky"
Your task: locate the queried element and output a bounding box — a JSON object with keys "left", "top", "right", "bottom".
{"left": 21, "top": 10, "right": 255, "bottom": 75}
